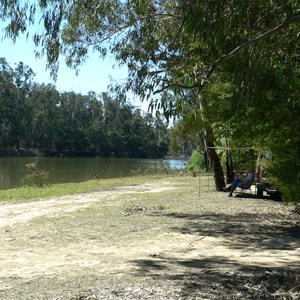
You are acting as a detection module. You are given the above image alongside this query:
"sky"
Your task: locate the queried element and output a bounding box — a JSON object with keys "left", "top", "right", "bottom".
{"left": 0, "top": 32, "right": 149, "bottom": 111}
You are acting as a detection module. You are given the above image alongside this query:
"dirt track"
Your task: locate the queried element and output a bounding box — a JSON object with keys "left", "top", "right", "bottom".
{"left": 0, "top": 177, "right": 299, "bottom": 299}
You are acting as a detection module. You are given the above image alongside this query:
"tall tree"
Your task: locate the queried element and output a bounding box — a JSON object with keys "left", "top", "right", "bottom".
{"left": 24, "top": 83, "right": 60, "bottom": 151}
{"left": 0, "top": 58, "right": 17, "bottom": 149}
{"left": 0, "top": 58, "right": 35, "bottom": 150}
{"left": 83, "top": 92, "right": 106, "bottom": 155}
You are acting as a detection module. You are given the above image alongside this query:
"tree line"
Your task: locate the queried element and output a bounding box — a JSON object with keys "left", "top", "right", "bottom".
{"left": 0, "top": 58, "right": 169, "bottom": 158}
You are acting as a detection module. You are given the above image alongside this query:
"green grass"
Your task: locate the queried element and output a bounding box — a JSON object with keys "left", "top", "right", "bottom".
{"left": 0, "top": 174, "right": 179, "bottom": 203}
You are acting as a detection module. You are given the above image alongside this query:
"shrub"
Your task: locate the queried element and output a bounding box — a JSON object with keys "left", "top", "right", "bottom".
{"left": 186, "top": 150, "right": 205, "bottom": 173}
{"left": 24, "top": 163, "right": 49, "bottom": 187}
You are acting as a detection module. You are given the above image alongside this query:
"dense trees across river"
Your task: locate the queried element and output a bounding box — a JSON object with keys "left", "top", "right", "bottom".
{"left": 0, "top": 58, "right": 169, "bottom": 158}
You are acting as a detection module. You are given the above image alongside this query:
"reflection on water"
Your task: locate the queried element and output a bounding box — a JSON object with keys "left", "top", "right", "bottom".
{"left": 164, "top": 159, "right": 187, "bottom": 169}
{"left": 0, "top": 157, "right": 187, "bottom": 190}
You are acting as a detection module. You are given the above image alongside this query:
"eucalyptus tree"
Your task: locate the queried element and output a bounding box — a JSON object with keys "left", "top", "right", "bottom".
{"left": 55, "top": 91, "right": 92, "bottom": 152}
{"left": 152, "top": 114, "right": 169, "bottom": 157}
{"left": 83, "top": 91, "right": 106, "bottom": 155}
{"left": 0, "top": 58, "right": 17, "bottom": 149}
{"left": 188, "top": 3, "right": 300, "bottom": 199}
{"left": 123, "top": 110, "right": 169, "bottom": 158}
{"left": 11, "top": 61, "right": 35, "bottom": 150}
{"left": 100, "top": 92, "right": 169, "bottom": 157}
{"left": 0, "top": 58, "right": 35, "bottom": 150}
{"left": 1, "top": 1, "right": 299, "bottom": 194}
{"left": 24, "top": 83, "right": 60, "bottom": 151}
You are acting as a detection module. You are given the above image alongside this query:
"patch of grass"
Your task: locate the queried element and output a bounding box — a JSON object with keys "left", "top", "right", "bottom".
{"left": 0, "top": 174, "right": 177, "bottom": 203}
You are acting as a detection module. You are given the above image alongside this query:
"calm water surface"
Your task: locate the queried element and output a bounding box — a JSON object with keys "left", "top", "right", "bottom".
{"left": 0, "top": 157, "right": 187, "bottom": 190}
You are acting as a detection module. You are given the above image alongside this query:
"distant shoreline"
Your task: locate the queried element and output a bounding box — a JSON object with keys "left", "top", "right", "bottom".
{"left": 0, "top": 149, "right": 171, "bottom": 159}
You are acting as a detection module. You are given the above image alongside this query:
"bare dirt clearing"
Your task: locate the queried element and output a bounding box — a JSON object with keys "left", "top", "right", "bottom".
{"left": 0, "top": 176, "right": 299, "bottom": 299}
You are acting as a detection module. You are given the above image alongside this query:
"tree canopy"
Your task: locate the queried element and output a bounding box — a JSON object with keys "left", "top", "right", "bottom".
{"left": 0, "top": 58, "right": 169, "bottom": 158}
{"left": 0, "top": 0, "right": 299, "bottom": 200}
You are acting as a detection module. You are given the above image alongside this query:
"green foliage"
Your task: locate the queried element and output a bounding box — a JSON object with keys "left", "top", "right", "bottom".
{"left": 229, "top": 150, "right": 257, "bottom": 173}
{"left": 279, "top": 185, "right": 300, "bottom": 203}
{"left": 267, "top": 131, "right": 300, "bottom": 202}
{"left": 0, "top": 60, "right": 169, "bottom": 158}
{"left": 186, "top": 150, "right": 205, "bottom": 173}
{"left": 169, "top": 119, "right": 203, "bottom": 157}
{"left": 24, "top": 163, "right": 49, "bottom": 187}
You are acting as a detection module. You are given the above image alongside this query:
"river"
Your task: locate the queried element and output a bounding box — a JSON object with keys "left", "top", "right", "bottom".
{"left": 0, "top": 157, "right": 187, "bottom": 190}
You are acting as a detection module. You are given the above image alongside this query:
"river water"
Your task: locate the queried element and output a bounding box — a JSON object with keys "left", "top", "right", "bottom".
{"left": 0, "top": 157, "right": 187, "bottom": 190}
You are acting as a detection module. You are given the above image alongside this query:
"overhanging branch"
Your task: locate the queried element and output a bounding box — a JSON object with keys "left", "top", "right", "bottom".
{"left": 200, "top": 15, "right": 300, "bottom": 87}
{"left": 154, "top": 15, "right": 300, "bottom": 95}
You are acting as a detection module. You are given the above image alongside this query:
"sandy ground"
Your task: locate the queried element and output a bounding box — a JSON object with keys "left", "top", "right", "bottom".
{"left": 0, "top": 178, "right": 299, "bottom": 299}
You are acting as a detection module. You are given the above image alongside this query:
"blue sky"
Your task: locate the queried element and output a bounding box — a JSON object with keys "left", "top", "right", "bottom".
{"left": 1, "top": 35, "right": 127, "bottom": 93}
{"left": 1, "top": 32, "right": 149, "bottom": 111}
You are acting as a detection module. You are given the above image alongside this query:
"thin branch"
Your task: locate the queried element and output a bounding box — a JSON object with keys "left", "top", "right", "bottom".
{"left": 78, "top": 13, "right": 177, "bottom": 47}
{"left": 154, "top": 15, "right": 300, "bottom": 95}
{"left": 206, "top": 146, "right": 255, "bottom": 151}
{"left": 162, "top": 0, "right": 188, "bottom": 55}
{"left": 154, "top": 81, "right": 200, "bottom": 94}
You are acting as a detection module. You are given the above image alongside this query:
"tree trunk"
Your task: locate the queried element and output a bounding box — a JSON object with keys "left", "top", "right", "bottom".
{"left": 225, "top": 140, "right": 234, "bottom": 183}
{"left": 226, "top": 153, "right": 234, "bottom": 184}
{"left": 198, "top": 96, "right": 225, "bottom": 191}
{"left": 204, "top": 150, "right": 209, "bottom": 172}
{"left": 203, "top": 131, "right": 225, "bottom": 191}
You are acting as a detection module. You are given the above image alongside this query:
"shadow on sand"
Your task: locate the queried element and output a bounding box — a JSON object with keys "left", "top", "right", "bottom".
{"left": 130, "top": 209, "right": 300, "bottom": 299}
